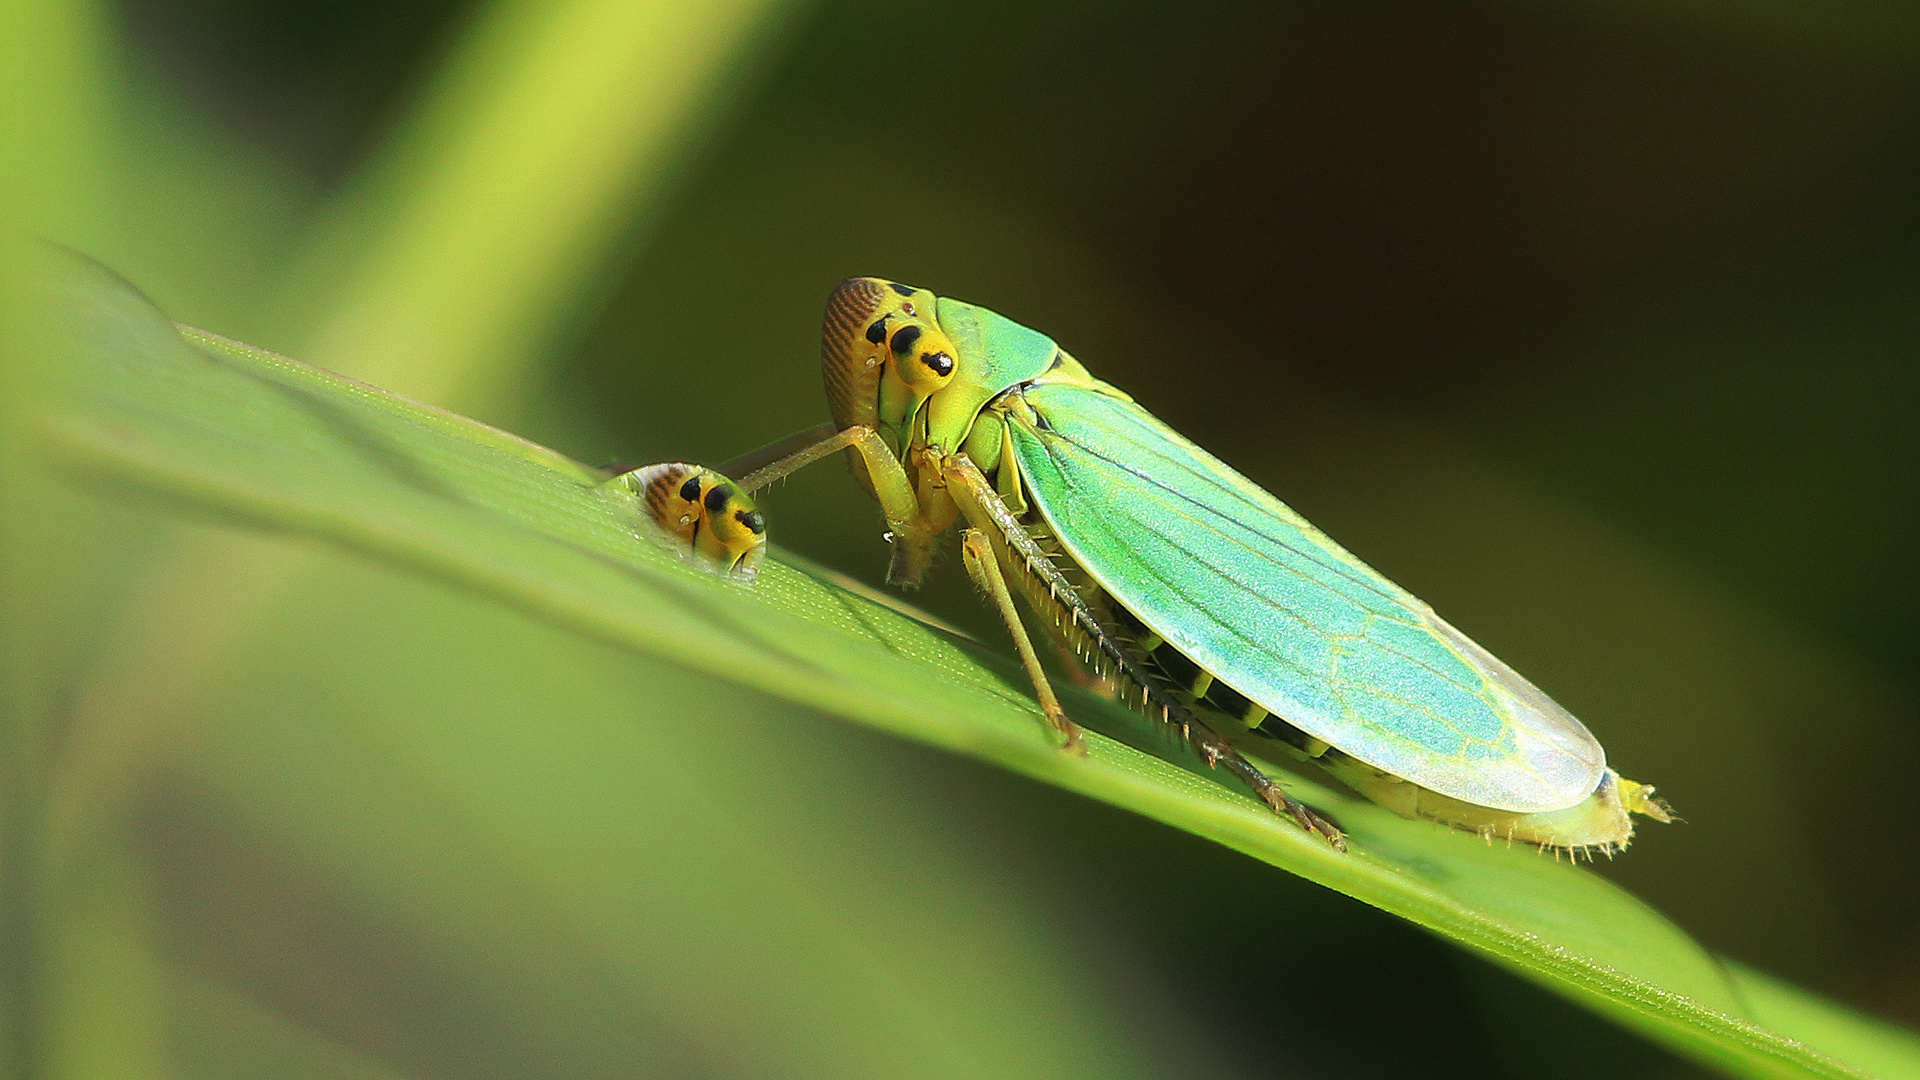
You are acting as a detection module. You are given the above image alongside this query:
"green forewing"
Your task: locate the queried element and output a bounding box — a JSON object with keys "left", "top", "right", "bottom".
{"left": 1004, "top": 380, "right": 1607, "bottom": 813}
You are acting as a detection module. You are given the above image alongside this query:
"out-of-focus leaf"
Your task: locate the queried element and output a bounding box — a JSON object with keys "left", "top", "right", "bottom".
{"left": 38, "top": 253, "right": 1920, "bottom": 1080}
{"left": 3, "top": 1, "right": 175, "bottom": 1076}
{"left": 1727, "top": 964, "right": 1920, "bottom": 1080}
{"left": 161, "top": 546, "right": 1176, "bottom": 1080}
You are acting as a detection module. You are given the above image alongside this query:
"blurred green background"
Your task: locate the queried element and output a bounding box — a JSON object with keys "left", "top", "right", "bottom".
{"left": 8, "top": 0, "right": 1920, "bottom": 1077}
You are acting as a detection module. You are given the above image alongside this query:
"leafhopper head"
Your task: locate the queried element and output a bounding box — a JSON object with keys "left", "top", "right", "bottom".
{"left": 821, "top": 277, "right": 959, "bottom": 458}
{"left": 624, "top": 463, "right": 766, "bottom": 580}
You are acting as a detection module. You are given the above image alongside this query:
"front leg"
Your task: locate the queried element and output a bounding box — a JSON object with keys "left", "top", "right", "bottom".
{"left": 729, "top": 424, "right": 944, "bottom": 586}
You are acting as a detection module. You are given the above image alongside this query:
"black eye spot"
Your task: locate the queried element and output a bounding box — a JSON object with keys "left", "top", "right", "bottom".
{"left": 737, "top": 509, "right": 766, "bottom": 534}
{"left": 889, "top": 324, "right": 923, "bottom": 355}
{"left": 887, "top": 282, "right": 917, "bottom": 297}
{"left": 921, "top": 351, "right": 954, "bottom": 377}
{"left": 703, "top": 485, "right": 731, "bottom": 513}
{"left": 864, "top": 315, "right": 889, "bottom": 344}
{"left": 678, "top": 475, "right": 703, "bottom": 502}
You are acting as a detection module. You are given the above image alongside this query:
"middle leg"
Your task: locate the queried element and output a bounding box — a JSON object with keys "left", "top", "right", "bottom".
{"left": 960, "top": 528, "right": 1085, "bottom": 753}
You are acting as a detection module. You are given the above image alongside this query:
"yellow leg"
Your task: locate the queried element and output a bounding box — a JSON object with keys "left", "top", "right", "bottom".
{"left": 729, "top": 425, "right": 910, "bottom": 514}
{"left": 960, "top": 528, "right": 1086, "bottom": 753}
{"left": 722, "top": 423, "right": 942, "bottom": 585}
{"left": 716, "top": 422, "right": 838, "bottom": 480}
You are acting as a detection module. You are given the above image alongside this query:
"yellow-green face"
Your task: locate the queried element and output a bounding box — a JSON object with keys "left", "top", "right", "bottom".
{"left": 821, "top": 277, "right": 1076, "bottom": 457}
{"left": 818, "top": 277, "right": 1081, "bottom": 585}
{"left": 627, "top": 463, "right": 766, "bottom": 579}
{"left": 820, "top": 278, "right": 962, "bottom": 458}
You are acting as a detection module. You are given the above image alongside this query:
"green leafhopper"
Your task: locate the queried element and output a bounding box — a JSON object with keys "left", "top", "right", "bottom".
{"left": 682, "top": 278, "right": 1674, "bottom": 855}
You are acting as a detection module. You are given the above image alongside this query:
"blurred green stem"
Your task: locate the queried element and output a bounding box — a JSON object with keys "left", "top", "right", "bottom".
{"left": 277, "top": 0, "right": 798, "bottom": 420}
{"left": 2, "top": 0, "right": 120, "bottom": 1072}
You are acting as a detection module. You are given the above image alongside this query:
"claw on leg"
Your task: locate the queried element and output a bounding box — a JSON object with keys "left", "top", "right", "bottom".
{"left": 1054, "top": 716, "right": 1087, "bottom": 754}
{"left": 1209, "top": 729, "right": 1347, "bottom": 851}
{"left": 1265, "top": 784, "right": 1346, "bottom": 852}
{"left": 1286, "top": 798, "right": 1348, "bottom": 852}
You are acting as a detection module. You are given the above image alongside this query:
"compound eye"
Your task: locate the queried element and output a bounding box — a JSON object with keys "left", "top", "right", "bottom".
{"left": 889, "top": 324, "right": 922, "bottom": 356}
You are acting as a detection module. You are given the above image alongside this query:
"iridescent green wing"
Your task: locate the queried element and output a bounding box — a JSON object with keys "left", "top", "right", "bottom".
{"left": 1003, "top": 380, "right": 1605, "bottom": 813}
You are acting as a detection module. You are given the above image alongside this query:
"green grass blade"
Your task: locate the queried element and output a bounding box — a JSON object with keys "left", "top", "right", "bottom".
{"left": 38, "top": 252, "right": 1920, "bottom": 1080}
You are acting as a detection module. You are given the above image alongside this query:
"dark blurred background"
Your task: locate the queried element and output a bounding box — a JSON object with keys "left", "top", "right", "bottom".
{"left": 99, "top": 0, "right": 1920, "bottom": 1076}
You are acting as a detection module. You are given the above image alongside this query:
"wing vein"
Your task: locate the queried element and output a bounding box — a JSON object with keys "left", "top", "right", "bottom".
{"left": 1036, "top": 400, "right": 1409, "bottom": 607}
